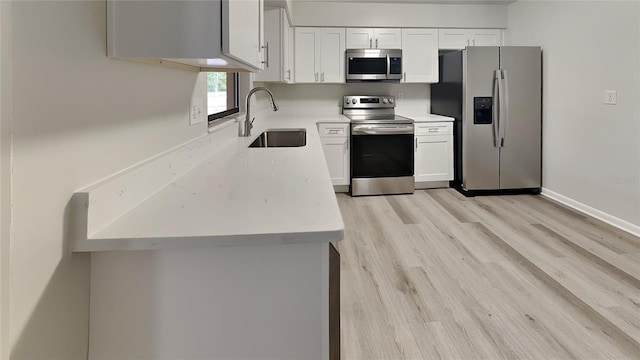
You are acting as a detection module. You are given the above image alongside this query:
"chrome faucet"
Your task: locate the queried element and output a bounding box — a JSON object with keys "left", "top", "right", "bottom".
{"left": 239, "top": 87, "right": 279, "bottom": 137}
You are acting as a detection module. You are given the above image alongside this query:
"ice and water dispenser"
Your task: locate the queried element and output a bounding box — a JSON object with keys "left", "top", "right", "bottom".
{"left": 473, "top": 97, "right": 493, "bottom": 124}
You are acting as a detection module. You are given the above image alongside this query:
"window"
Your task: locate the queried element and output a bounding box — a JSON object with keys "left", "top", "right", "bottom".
{"left": 207, "top": 72, "right": 239, "bottom": 122}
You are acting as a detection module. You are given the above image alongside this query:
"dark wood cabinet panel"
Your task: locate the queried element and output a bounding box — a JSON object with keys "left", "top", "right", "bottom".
{"left": 329, "top": 243, "right": 340, "bottom": 360}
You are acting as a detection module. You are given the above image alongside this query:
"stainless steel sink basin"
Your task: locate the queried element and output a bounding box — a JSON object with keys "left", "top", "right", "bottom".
{"left": 249, "top": 129, "right": 306, "bottom": 148}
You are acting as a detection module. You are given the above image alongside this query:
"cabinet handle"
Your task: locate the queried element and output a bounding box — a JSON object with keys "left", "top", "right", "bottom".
{"left": 428, "top": 128, "right": 439, "bottom": 132}
{"left": 375, "top": 38, "right": 378, "bottom": 48}
{"left": 344, "top": 140, "right": 348, "bottom": 153}
{"left": 261, "top": 42, "right": 269, "bottom": 68}
{"left": 415, "top": 137, "right": 418, "bottom": 150}
{"left": 321, "top": 72, "right": 325, "bottom": 82}
{"left": 315, "top": 72, "right": 318, "bottom": 82}
{"left": 369, "top": 38, "right": 372, "bottom": 48}
{"left": 287, "top": 69, "right": 291, "bottom": 81}
{"left": 403, "top": 72, "right": 407, "bottom": 82}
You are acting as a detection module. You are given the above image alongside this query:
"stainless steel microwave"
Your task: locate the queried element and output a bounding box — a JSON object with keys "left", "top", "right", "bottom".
{"left": 346, "top": 49, "right": 402, "bottom": 82}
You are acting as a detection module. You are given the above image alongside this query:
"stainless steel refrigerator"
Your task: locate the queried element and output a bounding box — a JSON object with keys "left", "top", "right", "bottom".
{"left": 431, "top": 46, "right": 542, "bottom": 195}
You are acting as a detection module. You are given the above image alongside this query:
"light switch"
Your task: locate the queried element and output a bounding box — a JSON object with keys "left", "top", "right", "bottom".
{"left": 190, "top": 97, "right": 204, "bottom": 125}
{"left": 604, "top": 90, "right": 617, "bottom": 105}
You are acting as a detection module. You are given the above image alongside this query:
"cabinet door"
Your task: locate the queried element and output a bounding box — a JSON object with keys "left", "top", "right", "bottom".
{"left": 295, "top": 28, "right": 320, "bottom": 83}
{"left": 402, "top": 28, "right": 438, "bottom": 83}
{"left": 321, "top": 137, "right": 350, "bottom": 186}
{"left": 374, "top": 28, "right": 402, "bottom": 49}
{"left": 346, "top": 28, "right": 374, "bottom": 49}
{"left": 319, "top": 28, "right": 346, "bottom": 83}
{"left": 284, "top": 15, "right": 294, "bottom": 83}
{"left": 223, "top": 0, "right": 262, "bottom": 68}
{"left": 415, "top": 134, "right": 453, "bottom": 182}
{"left": 254, "top": 8, "right": 282, "bottom": 82}
{"left": 469, "top": 29, "right": 502, "bottom": 47}
{"left": 438, "top": 29, "right": 469, "bottom": 50}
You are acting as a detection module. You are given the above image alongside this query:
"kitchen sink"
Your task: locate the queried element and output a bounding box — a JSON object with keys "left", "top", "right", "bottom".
{"left": 249, "top": 129, "right": 306, "bottom": 148}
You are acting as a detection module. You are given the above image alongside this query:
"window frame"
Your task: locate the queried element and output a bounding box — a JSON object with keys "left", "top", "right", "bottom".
{"left": 208, "top": 72, "right": 240, "bottom": 123}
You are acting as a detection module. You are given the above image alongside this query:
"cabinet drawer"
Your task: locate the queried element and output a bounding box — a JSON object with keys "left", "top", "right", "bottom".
{"left": 415, "top": 122, "right": 452, "bottom": 136}
{"left": 319, "top": 123, "right": 349, "bottom": 137}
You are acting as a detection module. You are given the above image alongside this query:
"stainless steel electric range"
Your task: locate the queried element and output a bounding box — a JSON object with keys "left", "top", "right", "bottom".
{"left": 343, "top": 95, "right": 415, "bottom": 196}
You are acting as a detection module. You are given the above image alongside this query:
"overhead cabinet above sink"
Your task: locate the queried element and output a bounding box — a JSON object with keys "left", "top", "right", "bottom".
{"left": 107, "top": 0, "right": 264, "bottom": 72}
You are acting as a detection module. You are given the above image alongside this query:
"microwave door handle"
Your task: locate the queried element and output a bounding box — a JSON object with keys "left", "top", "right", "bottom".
{"left": 386, "top": 54, "right": 391, "bottom": 79}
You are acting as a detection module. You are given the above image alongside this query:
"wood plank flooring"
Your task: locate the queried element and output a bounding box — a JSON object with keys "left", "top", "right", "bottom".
{"left": 337, "top": 189, "right": 640, "bottom": 360}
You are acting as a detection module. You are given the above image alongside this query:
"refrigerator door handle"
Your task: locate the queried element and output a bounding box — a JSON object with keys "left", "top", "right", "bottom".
{"left": 499, "top": 70, "right": 509, "bottom": 147}
{"left": 492, "top": 70, "right": 501, "bottom": 147}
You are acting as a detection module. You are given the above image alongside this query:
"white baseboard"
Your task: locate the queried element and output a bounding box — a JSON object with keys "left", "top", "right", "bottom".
{"left": 540, "top": 188, "right": 640, "bottom": 237}
{"left": 333, "top": 185, "right": 349, "bottom": 193}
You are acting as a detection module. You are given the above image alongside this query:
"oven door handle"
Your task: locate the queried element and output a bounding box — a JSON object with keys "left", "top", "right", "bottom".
{"left": 352, "top": 124, "right": 414, "bottom": 135}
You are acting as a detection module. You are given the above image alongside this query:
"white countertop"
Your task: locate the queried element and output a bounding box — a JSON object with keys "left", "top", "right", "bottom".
{"left": 79, "top": 111, "right": 348, "bottom": 251}
{"left": 399, "top": 113, "right": 455, "bottom": 123}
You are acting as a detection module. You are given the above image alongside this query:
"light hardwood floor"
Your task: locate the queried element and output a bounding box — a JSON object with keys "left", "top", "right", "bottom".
{"left": 337, "top": 189, "right": 640, "bottom": 360}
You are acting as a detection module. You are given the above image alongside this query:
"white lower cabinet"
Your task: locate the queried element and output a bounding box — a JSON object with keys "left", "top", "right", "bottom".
{"left": 318, "top": 123, "right": 350, "bottom": 186}
{"left": 414, "top": 122, "right": 453, "bottom": 182}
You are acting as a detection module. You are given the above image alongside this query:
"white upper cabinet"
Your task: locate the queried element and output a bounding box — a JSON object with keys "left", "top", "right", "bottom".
{"left": 346, "top": 28, "right": 401, "bottom": 49}
{"left": 437, "top": 29, "right": 468, "bottom": 50}
{"left": 346, "top": 28, "right": 374, "bottom": 49}
{"left": 401, "top": 28, "right": 438, "bottom": 83}
{"left": 295, "top": 28, "right": 320, "bottom": 83}
{"left": 438, "top": 29, "right": 502, "bottom": 49}
{"left": 374, "top": 28, "right": 402, "bottom": 49}
{"left": 286, "top": 24, "right": 295, "bottom": 83}
{"left": 255, "top": 8, "right": 293, "bottom": 83}
{"left": 320, "top": 28, "right": 346, "bottom": 83}
{"left": 107, "top": 0, "right": 264, "bottom": 71}
{"left": 468, "top": 29, "right": 502, "bottom": 47}
{"left": 223, "top": 0, "right": 263, "bottom": 69}
{"left": 295, "top": 28, "right": 346, "bottom": 84}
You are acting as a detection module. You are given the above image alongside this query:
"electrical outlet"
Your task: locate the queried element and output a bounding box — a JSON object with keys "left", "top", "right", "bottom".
{"left": 190, "top": 97, "right": 204, "bottom": 125}
{"left": 604, "top": 90, "right": 617, "bottom": 105}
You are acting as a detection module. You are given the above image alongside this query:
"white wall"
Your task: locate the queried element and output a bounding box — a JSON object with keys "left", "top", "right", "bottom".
{"left": 260, "top": 82, "right": 431, "bottom": 118}
{"left": 292, "top": 2, "right": 508, "bottom": 28}
{"left": 506, "top": 1, "right": 640, "bottom": 229}
{"left": 8, "top": 1, "right": 207, "bottom": 358}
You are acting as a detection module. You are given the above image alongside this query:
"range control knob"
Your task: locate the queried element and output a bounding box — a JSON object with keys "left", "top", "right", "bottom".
{"left": 344, "top": 98, "right": 350, "bottom": 105}
{"left": 389, "top": 98, "right": 394, "bottom": 104}
{"left": 382, "top": 98, "right": 388, "bottom": 104}
{"left": 352, "top": 98, "right": 357, "bottom": 104}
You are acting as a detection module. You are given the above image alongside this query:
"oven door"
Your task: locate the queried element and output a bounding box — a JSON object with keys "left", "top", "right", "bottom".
{"left": 351, "top": 124, "right": 414, "bottom": 178}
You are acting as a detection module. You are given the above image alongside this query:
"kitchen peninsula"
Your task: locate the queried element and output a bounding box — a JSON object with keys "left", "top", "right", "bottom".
{"left": 72, "top": 112, "right": 346, "bottom": 359}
